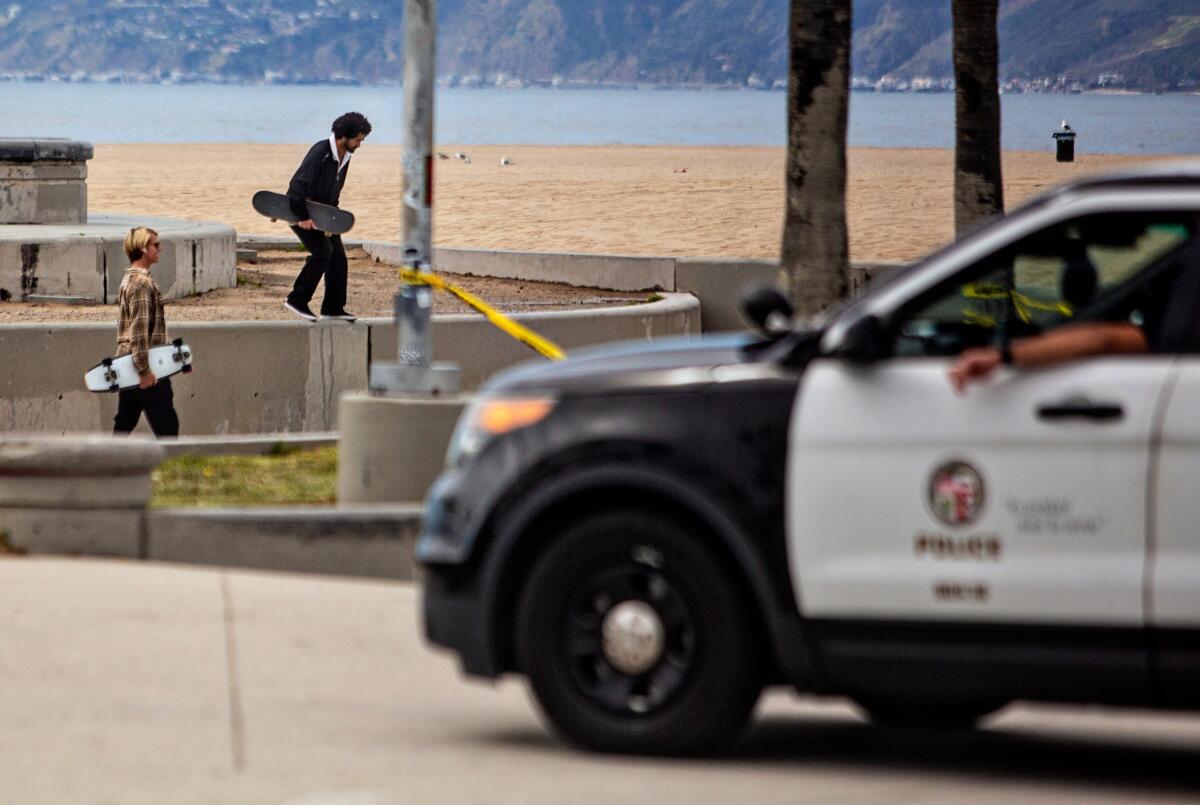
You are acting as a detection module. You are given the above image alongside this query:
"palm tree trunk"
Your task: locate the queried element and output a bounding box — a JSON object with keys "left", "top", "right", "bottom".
{"left": 952, "top": 0, "right": 1004, "bottom": 235}
{"left": 780, "top": 0, "right": 852, "bottom": 318}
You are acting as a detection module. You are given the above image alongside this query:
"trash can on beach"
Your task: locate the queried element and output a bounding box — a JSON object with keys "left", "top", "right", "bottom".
{"left": 1053, "top": 122, "right": 1076, "bottom": 162}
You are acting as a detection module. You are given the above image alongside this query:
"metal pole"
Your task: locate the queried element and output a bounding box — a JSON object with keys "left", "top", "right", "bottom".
{"left": 370, "top": 0, "right": 459, "bottom": 394}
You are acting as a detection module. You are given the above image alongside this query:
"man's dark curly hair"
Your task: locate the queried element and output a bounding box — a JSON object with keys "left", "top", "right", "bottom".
{"left": 332, "top": 112, "right": 372, "bottom": 139}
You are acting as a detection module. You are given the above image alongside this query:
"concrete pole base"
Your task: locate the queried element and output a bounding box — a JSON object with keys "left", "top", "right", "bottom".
{"left": 337, "top": 391, "right": 469, "bottom": 504}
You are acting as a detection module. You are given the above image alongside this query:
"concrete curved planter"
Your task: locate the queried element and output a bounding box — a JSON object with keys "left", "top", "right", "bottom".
{"left": 0, "top": 213, "right": 236, "bottom": 303}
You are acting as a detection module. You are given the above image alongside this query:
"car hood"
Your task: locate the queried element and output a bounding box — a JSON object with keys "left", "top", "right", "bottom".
{"left": 484, "top": 333, "right": 766, "bottom": 395}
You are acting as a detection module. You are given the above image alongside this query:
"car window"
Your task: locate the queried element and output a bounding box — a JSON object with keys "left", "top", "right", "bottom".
{"left": 894, "top": 213, "right": 1195, "bottom": 357}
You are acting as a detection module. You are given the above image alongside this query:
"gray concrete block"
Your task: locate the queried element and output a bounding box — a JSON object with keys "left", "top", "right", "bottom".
{"left": 0, "top": 474, "right": 152, "bottom": 508}
{"left": 365, "top": 242, "right": 677, "bottom": 292}
{"left": 236, "top": 234, "right": 300, "bottom": 251}
{"left": 0, "top": 163, "right": 87, "bottom": 181}
{"left": 338, "top": 393, "right": 467, "bottom": 504}
{"left": 676, "top": 258, "right": 915, "bottom": 333}
{"left": 167, "top": 321, "right": 368, "bottom": 435}
{"left": 0, "top": 151, "right": 90, "bottom": 224}
{"left": 0, "top": 238, "right": 107, "bottom": 301}
{"left": 0, "top": 178, "right": 37, "bottom": 223}
{"left": 0, "top": 508, "right": 143, "bottom": 557}
{"left": 0, "top": 215, "right": 235, "bottom": 303}
{"left": 187, "top": 227, "right": 238, "bottom": 297}
{"left": 0, "top": 138, "right": 93, "bottom": 162}
{"left": 0, "top": 434, "right": 162, "bottom": 507}
{"left": 33, "top": 178, "right": 88, "bottom": 225}
{"left": 26, "top": 294, "right": 96, "bottom": 305}
{"left": 0, "top": 325, "right": 122, "bottom": 433}
{"left": 147, "top": 506, "right": 424, "bottom": 580}
{"left": 675, "top": 258, "right": 778, "bottom": 333}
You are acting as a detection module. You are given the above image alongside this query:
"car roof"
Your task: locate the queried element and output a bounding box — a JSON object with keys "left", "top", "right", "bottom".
{"left": 1045, "top": 159, "right": 1200, "bottom": 198}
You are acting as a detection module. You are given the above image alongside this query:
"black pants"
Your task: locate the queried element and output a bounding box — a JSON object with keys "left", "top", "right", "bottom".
{"left": 113, "top": 378, "right": 179, "bottom": 437}
{"left": 288, "top": 226, "right": 347, "bottom": 314}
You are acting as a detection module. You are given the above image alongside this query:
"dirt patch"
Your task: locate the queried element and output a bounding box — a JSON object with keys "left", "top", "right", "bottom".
{"left": 0, "top": 248, "right": 654, "bottom": 324}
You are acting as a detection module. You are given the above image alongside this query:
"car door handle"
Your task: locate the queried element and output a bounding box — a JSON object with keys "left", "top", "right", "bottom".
{"left": 1036, "top": 396, "right": 1124, "bottom": 422}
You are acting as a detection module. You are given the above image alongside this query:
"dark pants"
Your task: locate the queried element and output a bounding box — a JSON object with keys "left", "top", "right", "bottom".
{"left": 113, "top": 378, "right": 179, "bottom": 437}
{"left": 288, "top": 226, "right": 347, "bottom": 314}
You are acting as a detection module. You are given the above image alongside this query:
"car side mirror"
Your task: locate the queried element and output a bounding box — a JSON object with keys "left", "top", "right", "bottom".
{"left": 831, "top": 314, "right": 887, "bottom": 364}
{"left": 739, "top": 286, "right": 794, "bottom": 337}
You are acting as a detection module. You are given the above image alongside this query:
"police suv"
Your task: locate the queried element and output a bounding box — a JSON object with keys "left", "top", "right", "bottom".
{"left": 419, "top": 163, "right": 1200, "bottom": 754}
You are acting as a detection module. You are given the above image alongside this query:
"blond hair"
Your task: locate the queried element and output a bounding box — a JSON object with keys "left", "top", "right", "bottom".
{"left": 124, "top": 227, "right": 159, "bottom": 262}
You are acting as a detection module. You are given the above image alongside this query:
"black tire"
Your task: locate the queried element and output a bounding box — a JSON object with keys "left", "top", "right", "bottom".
{"left": 515, "top": 509, "right": 763, "bottom": 755}
{"left": 857, "top": 697, "right": 1006, "bottom": 730}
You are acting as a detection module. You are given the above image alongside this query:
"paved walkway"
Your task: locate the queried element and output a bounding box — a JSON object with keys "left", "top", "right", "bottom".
{"left": 3, "top": 557, "right": 1199, "bottom": 804}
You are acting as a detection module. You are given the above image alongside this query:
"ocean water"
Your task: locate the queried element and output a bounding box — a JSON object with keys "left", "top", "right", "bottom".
{"left": 0, "top": 82, "right": 1198, "bottom": 154}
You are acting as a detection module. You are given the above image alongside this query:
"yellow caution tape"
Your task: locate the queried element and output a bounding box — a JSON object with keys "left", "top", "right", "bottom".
{"left": 399, "top": 267, "right": 567, "bottom": 361}
{"left": 962, "top": 283, "right": 1074, "bottom": 326}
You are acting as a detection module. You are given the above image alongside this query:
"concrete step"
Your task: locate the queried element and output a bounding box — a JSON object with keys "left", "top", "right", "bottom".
{"left": 147, "top": 504, "right": 423, "bottom": 580}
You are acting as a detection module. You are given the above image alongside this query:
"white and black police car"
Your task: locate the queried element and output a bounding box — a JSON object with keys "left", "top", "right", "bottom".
{"left": 419, "top": 162, "right": 1200, "bottom": 754}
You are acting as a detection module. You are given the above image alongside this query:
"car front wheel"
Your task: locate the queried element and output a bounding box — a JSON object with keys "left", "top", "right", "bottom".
{"left": 515, "top": 508, "right": 763, "bottom": 755}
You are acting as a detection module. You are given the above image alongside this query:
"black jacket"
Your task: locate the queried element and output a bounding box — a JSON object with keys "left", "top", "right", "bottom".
{"left": 287, "top": 139, "right": 349, "bottom": 219}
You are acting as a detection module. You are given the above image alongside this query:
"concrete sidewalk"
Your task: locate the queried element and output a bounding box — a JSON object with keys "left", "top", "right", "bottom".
{"left": 5, "top": 556, "right": 1200, "bottom": 805}
{"left": 0, "top": 556, "right": 530, "bottom": 804}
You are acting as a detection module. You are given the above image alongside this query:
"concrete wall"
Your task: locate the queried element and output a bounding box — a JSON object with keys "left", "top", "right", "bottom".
{"left": 0, "top": 293, "right": 698, "bottom": 435}
{"left": 369, "top": 292, "right": 700, "bottom": 389}
{"left": 365, "top": 242, "right": 675, "bottom": 292}
{"left": 360, "top": 240, "right": 909, "bottom": 334}
{"left": 365, "top": 243, "right": 676, "bottom": 293}
{"left": 674, "top": 258, "right": 779, "bottom": 332}
{"left": 0, "top": 321, "right": 366, "bottom": 435}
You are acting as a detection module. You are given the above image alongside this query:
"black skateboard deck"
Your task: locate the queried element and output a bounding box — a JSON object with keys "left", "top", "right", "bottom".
{"left": 251, "top": 190, "right": 355, "bottom": 235}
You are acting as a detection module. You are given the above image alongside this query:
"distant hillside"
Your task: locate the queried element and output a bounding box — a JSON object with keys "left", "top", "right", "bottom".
{"left": 0, "top": 0, "right": 1194, "bottom": 91}
{"left": 881, "top": 0, "right": 1200, "bottom": 90}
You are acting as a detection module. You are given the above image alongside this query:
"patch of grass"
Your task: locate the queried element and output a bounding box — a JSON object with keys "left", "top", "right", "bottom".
{"left": 151, "top": 446, "right": 337, "bottom": 508}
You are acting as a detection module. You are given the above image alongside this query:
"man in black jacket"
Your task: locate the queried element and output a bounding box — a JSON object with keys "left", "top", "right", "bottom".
{"left": 284, "top": 111, "right": 372, "bottom": 321}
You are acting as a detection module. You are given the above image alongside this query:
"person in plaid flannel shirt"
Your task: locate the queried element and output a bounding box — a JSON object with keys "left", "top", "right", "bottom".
{"left": 112, "top": 226, "right": 180, "bottom": 437}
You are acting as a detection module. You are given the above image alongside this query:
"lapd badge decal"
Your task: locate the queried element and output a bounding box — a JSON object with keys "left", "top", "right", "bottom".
{"left": 928, "top": 461, "right": 985, "bottom": 527}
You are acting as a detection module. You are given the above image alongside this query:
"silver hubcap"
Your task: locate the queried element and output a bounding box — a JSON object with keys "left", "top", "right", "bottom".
{"left": 601, "top": 600, "right": 665, "bottom": 675}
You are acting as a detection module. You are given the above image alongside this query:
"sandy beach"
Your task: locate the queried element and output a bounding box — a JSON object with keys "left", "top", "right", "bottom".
{"left": 87, "top": 144, "right": 1162, "bottom": 263}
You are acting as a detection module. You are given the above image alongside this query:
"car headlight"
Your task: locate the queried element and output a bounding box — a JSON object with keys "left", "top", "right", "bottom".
{"left": 446, "top": 395, "right": 557, "bottom": 467}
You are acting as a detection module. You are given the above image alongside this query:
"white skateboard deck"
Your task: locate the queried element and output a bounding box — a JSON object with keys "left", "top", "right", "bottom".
{"left": 84, "top": 339, "right": 193, "bottom": 393}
